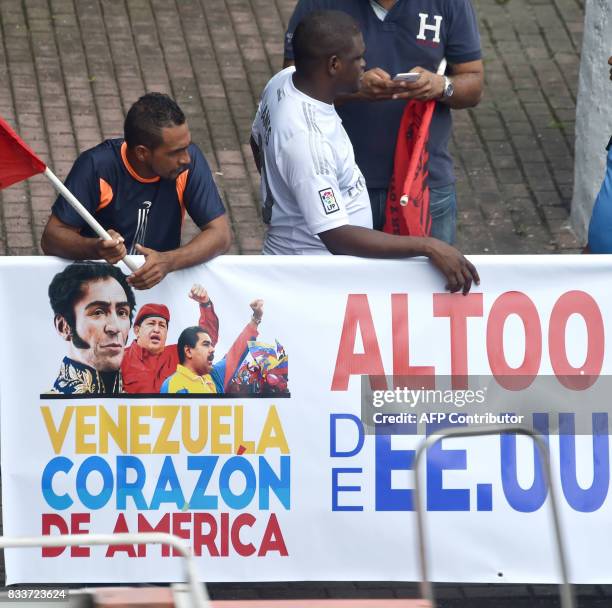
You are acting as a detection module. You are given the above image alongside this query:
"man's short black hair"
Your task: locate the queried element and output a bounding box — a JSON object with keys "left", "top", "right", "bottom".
{"left": 48, "top": 262, "right": 136, "bottom": 331}
{"left": 124, "top": 92, "right": 186, "bottom": 150}
{"left": 292, "top": 10, "right": 361, "bottom": 75}
{"left": 177, "top": 326, "right": 209, "bottom": 365}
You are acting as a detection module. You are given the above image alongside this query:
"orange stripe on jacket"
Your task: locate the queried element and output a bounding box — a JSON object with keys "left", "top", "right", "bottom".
{"left": 175, "top": 169, "right": 189, "bottom": 223}
{"left": 97, "top": 178, "right": 113, "bottom": 211}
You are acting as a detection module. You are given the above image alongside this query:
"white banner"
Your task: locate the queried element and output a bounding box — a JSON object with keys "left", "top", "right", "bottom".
{"left": 1, "top": 255, "right": 612, "bottom": 584}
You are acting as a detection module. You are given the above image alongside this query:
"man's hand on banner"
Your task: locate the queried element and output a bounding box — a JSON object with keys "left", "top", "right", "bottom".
{"left": 95, "top": 229, "right": 126, "bottom": 265}
{"left": 250, "top": 299, "right": 264, "bottom": 325}
{"left": 128, "top": 245, "right": 173, "bottom": 290}
{"left": 319, "top": 225, "right": 480, "bottom": 294}
{"left": 189, "top": 284, "right": 210, "bottom": 305}
{"left": 426, "top": 239, "right": 480, "bottom": 295}
{"left": 390, "top": 66, "right": 445, "bottom": 102}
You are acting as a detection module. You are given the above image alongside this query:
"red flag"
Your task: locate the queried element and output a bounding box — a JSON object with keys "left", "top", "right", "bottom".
{"left": 0, "top": 116, "right": 46, "bottom": 190}
{"left": 0, "top": 114, "right": 140, "bottom": 272}
{"left": 383, "top": 99, "right": 435, "bottom": 236}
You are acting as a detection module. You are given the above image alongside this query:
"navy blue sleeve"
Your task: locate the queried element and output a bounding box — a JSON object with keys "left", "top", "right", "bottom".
{"left": 445, "top": 0, "right": 482, "bottom": 65}
{"left": 183, "top": 145, "right": 226, "bottom": 227}
{"left": 284, "top": 0, "right": 326, "bottom": 60}
{"left": 51, "top": 151, "right": 99, "bottom": 229}
{"left": 588, "top": 146, "right": 612, "bottom": 253}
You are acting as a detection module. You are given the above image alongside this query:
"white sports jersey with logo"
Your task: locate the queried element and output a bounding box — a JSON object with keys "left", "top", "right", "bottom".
{"left": 252, "top": 67, "right": 373, "bottom": 254}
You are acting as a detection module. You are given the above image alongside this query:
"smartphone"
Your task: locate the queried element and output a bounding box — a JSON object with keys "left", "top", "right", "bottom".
{"left": 393, "top": 72, "right": 420, "bottom": 82}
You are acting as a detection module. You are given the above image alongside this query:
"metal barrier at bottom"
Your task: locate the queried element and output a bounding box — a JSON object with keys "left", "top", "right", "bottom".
{"left": 413, "top": 424, "right": 575, "bottom": 608}
{"left": 0, "top": 532, "right": 428, "bottom": 607}
{"left": 0, "top": 533, "right": 208, "bottom": 608}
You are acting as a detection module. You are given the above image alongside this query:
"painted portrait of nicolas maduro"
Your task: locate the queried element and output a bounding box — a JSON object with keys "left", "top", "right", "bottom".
{"left": 46, "top": 261, "right": 136, "bottom": 395}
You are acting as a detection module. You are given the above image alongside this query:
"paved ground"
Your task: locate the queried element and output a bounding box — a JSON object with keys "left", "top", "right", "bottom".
{"left": 0, "top": 0, "right": 598, "bottom": 602}
{"left": 0, "top": 0, "right": 584, "bottom": 256}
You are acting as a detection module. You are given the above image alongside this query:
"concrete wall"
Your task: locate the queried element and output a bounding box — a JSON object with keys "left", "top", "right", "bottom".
{"left": 571, "top": 0, "right": 612, "bottom": 244}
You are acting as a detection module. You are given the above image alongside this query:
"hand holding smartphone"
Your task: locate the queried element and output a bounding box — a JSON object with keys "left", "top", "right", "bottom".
{"left": 393, "top": 72, "right": 420, "bottom": 82}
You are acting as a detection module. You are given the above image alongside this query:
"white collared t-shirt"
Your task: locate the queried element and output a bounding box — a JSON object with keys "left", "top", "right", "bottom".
{"left": 252, "top": 67, "right": 373, "bottom": 254}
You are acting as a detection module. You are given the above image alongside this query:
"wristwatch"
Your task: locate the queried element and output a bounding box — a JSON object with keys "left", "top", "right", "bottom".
{"left": 441, "top": 75, "right": 454, "bottom": 99}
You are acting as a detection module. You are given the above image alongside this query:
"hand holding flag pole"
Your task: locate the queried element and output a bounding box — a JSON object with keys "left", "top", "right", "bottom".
{"left": 0, "top": 115, "right": 138, "bottom": 272}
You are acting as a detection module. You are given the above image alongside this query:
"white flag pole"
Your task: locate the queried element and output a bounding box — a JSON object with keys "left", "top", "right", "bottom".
{"left": 43, "top": 167, "right": 139, "bottom": 273}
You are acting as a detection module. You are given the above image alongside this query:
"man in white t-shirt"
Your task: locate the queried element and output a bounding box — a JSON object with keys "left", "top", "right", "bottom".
{"left": 251, "top": 10, "right": 479, "bottom": 294}
{"left": 252, "top": 65, "right": 372, "bottom": 255}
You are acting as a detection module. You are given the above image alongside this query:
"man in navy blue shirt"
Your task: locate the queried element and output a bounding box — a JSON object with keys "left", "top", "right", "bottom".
{"left": 284, "top": 0, "right": 483, "bottom": 240}
{"left": 41, "top": 93, "right": 231, "bottom": 289}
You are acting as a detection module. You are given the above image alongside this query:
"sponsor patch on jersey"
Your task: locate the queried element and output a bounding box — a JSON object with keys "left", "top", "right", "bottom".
{"left": 319, "top": 187, "right": 340, "bottom": 215}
